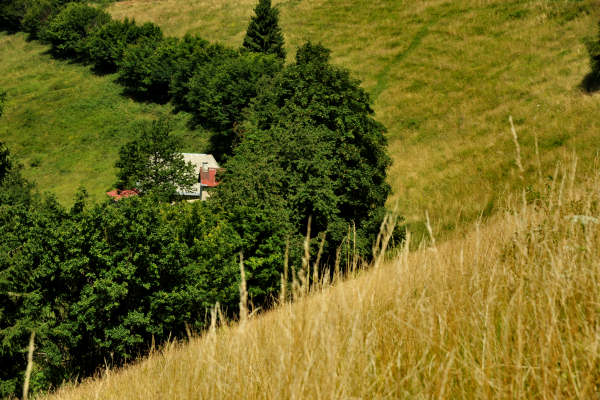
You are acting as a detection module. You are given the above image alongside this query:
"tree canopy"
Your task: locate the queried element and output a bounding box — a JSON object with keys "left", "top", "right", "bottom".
{"left": 115, "top": 119, "right": 196, "bottom": 200}
{"left": 215, "top": 42, "right": 393, "bottom": 285}
{"left": 242, "top": 42, "right": 392, "bottom": 249}
{"left": 42, "top": 2, "right": 110, "bottom": 58}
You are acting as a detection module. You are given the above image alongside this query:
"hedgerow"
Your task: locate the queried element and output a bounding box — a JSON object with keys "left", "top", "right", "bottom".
{"left": 42, "top": 2, "right": 110, "bottom": 59}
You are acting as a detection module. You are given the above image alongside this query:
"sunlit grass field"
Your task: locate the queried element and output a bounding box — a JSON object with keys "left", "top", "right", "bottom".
{"left": 0, "top": 33, "right": 206, "bottom": 204}
{"left": 2, "top": 0, "right": 599, "bottom": 232}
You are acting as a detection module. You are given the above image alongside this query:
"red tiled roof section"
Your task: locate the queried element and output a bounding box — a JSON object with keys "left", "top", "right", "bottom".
{"left": 200, "top": 167, "right": 221, "bottom": 187}
{"left": 106, "top": 189, "right": 140, "bottom": 200}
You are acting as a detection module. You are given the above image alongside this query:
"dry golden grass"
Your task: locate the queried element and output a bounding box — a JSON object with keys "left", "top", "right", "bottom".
{"left": 47, "top": 156, "right": 600, "bottom": 399}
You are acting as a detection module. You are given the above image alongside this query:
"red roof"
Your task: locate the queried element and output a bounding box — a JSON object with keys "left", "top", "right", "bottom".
{"left": 200, "top": 168, "right": 220, "bottom": 187}
{"left": 106, "top": 188, "right": 140, "bottom": 200}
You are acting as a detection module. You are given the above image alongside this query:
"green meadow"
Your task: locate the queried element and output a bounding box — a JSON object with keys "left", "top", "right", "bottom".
{"left": 0, "top": 32, "right": 206, "bottom": 204}
{"left": 3, "top": 0, "right": 600, "bottom": 236}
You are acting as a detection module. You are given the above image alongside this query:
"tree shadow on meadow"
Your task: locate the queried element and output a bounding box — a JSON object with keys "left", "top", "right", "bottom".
{"left": 580, "top": 71, "right": 600, "bottom": 93}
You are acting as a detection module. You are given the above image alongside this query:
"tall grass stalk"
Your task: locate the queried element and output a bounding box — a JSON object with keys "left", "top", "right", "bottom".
{"left": 23, "top": 331, "right": 35, "bottom": 400}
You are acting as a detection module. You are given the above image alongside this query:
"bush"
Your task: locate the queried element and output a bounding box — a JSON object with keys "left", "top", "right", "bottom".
{"left": 0, "top": 0, "right": 27, "bottom": 32}
{"left": 21, "top": 0, "right": 56, "bottom": 38}
{"left": 184, "top": 52, "right": 282, "bottom": 153}
{"left": 21, "top": 0, "right": 81, "bottom": 39}
{"left": 87, "top": 18, "right": 162, "bottom": 72}
{"left": 42, "top": 2, "right": 110, "bottom": 59}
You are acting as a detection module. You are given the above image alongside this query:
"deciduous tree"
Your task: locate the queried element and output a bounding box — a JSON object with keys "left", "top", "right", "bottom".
{"left": 115, "top": 118, "right": 196, "bottom": 200}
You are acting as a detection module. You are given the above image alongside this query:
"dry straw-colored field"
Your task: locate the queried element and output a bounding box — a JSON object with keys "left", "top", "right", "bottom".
{"left": 48, "top": 155, "right": 600, "bottom": 398}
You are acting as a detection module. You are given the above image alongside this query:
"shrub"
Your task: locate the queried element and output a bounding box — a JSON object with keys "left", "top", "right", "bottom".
{"left": 0, "top": 0, "right": 27, "bottom": 32}
{"left": 21, "top": 0, "right": 81, "bottom": 39}
{"left": 21, "top": 0, "right": 55, "bottom": 38}
{"left": 87, "top": 18, "right": 162, "bottom": 72}
{"left": 42, "top": 2, "right": 110, "bottom": 59}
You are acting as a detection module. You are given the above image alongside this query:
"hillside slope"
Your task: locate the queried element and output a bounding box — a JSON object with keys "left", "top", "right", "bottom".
{"left": 2, "top": 0, "right": 599, "bottom": 231}
{"left": 110, "top": 0, "right": 600, "bottom": 236}
{"left": 0, "top": 33, "right": 206, "bottom": 204}
{"left": 48, "top": 162, "right": 600, "bottom": 398}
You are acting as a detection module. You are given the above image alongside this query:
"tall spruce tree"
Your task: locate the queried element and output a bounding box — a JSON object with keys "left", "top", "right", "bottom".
{"left": 242, "top": 0, "right": 286, "bottom": 60}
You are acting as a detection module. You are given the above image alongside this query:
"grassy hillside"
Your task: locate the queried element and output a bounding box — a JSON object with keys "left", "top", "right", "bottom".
{"left": 0, "top": 33, "right": 207, "bottom": 205}
{"left": 109, "top": 0, "right": 600, "bottom": 237}
{"left": 1, "top": 0, "right": 599, "bottom": 231}
{"left": 6, "top": 1, "right": 599, "bottom": 397}
{"left": 48, "top": 161, "right": 600, "bottom": 398}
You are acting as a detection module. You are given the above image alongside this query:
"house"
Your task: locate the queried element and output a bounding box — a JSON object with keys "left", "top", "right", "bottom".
{"left": 176, "top": 153, "right": 222, "bottom": 200}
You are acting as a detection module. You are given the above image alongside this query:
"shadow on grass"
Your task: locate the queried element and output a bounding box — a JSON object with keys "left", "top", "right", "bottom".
{"left": 580, "top": 72, "right": 600, "bottom": 93}
{"left": 119, "top": 87, "right": 171, "bottom": 105}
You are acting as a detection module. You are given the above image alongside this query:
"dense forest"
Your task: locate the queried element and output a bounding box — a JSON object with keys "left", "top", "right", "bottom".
{"left": 0, "top": 0, "right": 398, "bottom": 396}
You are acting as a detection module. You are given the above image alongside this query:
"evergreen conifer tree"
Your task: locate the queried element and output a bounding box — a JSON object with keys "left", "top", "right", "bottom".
{"left": 242, "top": 0, "right": 286, "bottom": 60}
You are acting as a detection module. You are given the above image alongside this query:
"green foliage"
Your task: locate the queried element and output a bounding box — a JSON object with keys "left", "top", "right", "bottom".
{"left": 242, "top": 0, "right": 285, "bottom": 60}
{"left": 117, "top": 34, "right": 228, "bottom": 103}
{"left": 0, "top": 0, "right": 26, "bottom": 32}
{"left": 42, "top": 2, "right": 110, "bottom": 59}
{"left": 0, "top": 142, "right": 242, "bottom": 397}
{"left": 0, "top": 88, "right": 5, "bottom": 117}
{"left": 117, "top": 35, "right": 175, "bottom": 102}
{"left": 243, "top": 42, "right": 392, "bottom": 250}
{"left": 87, "top": 18, "right": 162, "bottom": 72}
{"left": 21, "top": 0, "right": 55, "bottom": 38}
{"left": 115, "top": 118, "right": 196, "bottom": 200}
{"left": 21, "top": 0, "right": 79, "bottom": 39}
{"left": 214, "top": 42, "right": 393, "bottom": 297}
{"left": 169, "top": 37, "right": 237, "bottom": 110}
{"left": 184, "top": 52, "right": 282, "bottom": 154}
{"left": 0, "top": 193, "right": 242, "bottom": 397}
{"left": 0, "top": 141, "right": 10, "bottom": 183}
{"left": 586, "top": 20, "right": 600, "bottom": 79}
{"left": 214, "top": 121, "right": 339, "bottom": 300}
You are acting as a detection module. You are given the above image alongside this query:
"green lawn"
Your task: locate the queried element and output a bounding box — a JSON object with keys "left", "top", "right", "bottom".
{"left": 0, "top": 32, "right": 207, "bottom": 205}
